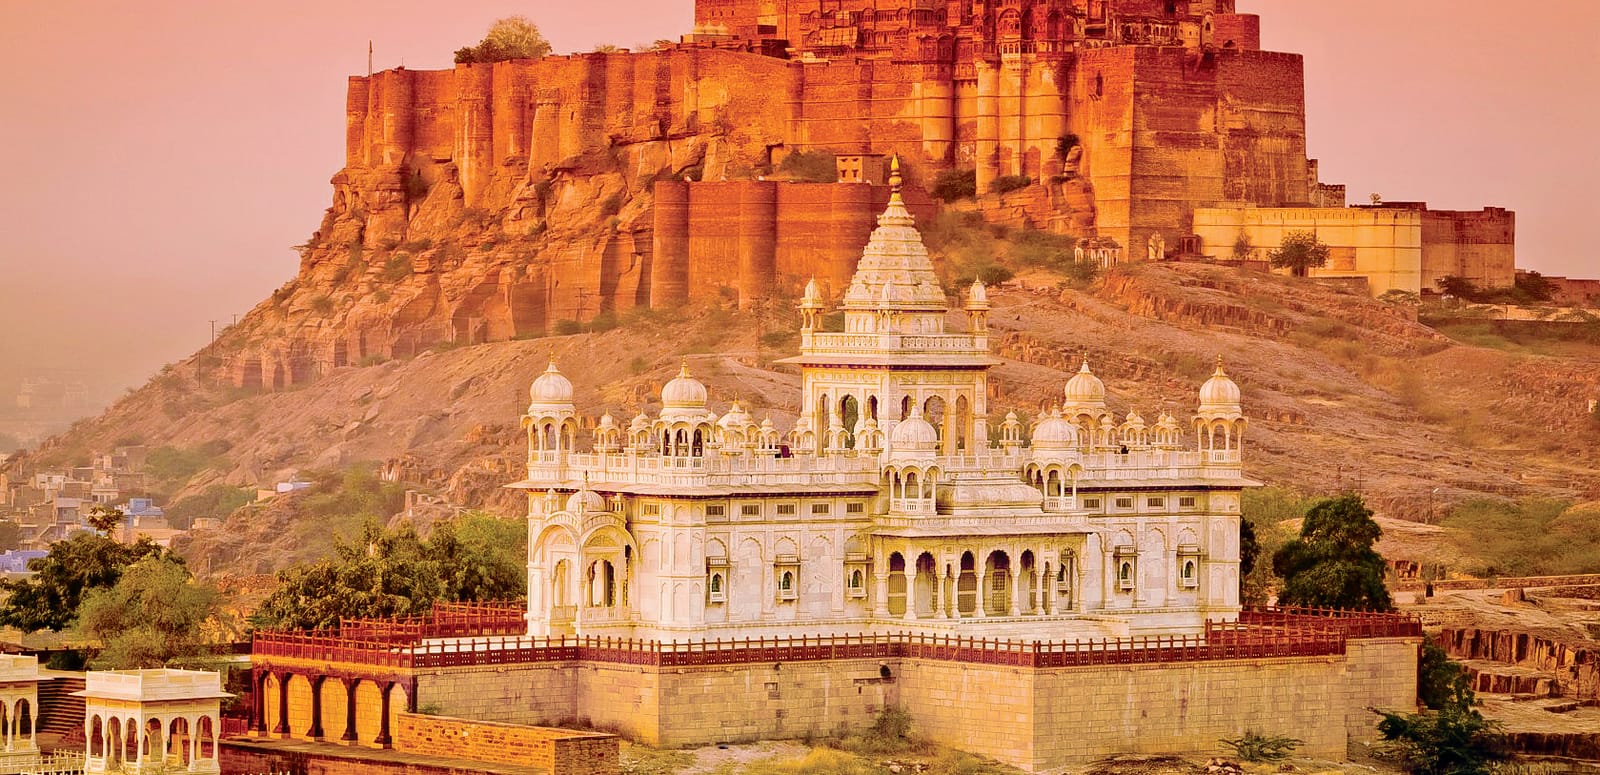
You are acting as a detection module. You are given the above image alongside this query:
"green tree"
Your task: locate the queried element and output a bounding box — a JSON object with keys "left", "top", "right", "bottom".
{"left": 77, "top": 556, "right": 224, "bottom": 669}
{"left": 455, "top": 16, "right": 552, "bottom": 64}
{"left": 1271, "top": 494, "right": 1393, "bottom": 611}
{"left": 1436, "top": 275, "right": 1478, "bottom": 299}
{"left": 1232, "top": 231, "right": 1255, "bottom": 261}
{"left": 931, "top": 169, "right": 977, "bottom": 202}
{"left": 253, "top": 512, "right": 526, "bottom": 631}
{"left": 1267, "top": 231, "right": 1330, "bottom": 276}
{"left": 1417, "top": 635, "right": 1472, "bottom": 711}
{"left": 1512, "top": 270, "right": 1554, "bottom": 303}
{"left": 86, "top": 504, "right": 123, "bottom": 534}
{"left": 1239, "top": 518, "right": 1259, "bottom": 599}
{"left": 0, "top": 534, "right": 167, "bottom": 632}
{"left": 1375, "top": 668, "right": 1506, "bottom": 775}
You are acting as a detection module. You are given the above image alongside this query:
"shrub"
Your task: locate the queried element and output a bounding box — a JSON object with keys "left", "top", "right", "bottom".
{"left": 552, "top": 319, "right": 583, "bottom": 336}
{"left": 976, "top": 264, "right": 1015, "bottom": 285}
{"left": 380, "top": 255, "right": 412, "bottom": 283}
{"left": 990, "top": 174, "right": 1033, "bottom": 194}
{"left": 1220, "top": 731, "right": 1302, "bottom": 762}
{"left": 1056, "top": 133, "right": 1081, "bottom": 159}
{"left": 310, "top": 296, "right": 335, "bottom": 316}
{"left": 777, "top": 150, "right": 838, "bottom": 183}
{"left": 931, "top": 169, "right": 977, "bottom": 202}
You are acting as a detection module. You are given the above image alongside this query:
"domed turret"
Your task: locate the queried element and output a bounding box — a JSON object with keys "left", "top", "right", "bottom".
{"left": 529, "top": 361, "right": 574, "bottom": 408}
{"left": 717, "top": 401, "right": 754, "bottom": 431}
{"left": 890, "top": 410, "right": 940, "bottom": 457}
{"left": 1030, "top": 409, "right": 1079, "bottom": 451}
{"left": 565, "top": 488, "right": 607, "bottom": 514}
{"left": 1198, "top": 357, "right": 1242, "bottom": 415}
{"left": 1063, "top": 359, "right": 1107, "bottom": 410}
{"left": 660, "top": 363, "right": 709, "bottom": 418}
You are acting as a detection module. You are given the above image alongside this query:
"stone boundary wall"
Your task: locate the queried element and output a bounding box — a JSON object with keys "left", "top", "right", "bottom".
{"left": 220, "top": 741, "right": 514, "bottom": 775}
{"left": 415, "top": 639, "right": 1421, "bottom": 774}
{"left": 394, "top": 713, "right": 617, "bottom": 775}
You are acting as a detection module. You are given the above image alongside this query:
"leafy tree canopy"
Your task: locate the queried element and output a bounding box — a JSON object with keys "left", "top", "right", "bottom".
{"left": 0, "top": 534, "right": 168, "bottom": 632}
{"left": 253, "top": 511, "right": 526, "bottom": 631}
{"left": 1268, "top": 230, "right": 1330, "bottom": 275}
{"left": 1271, "top": 493, "right": 1393, "bottom": 611}
{"left": 455, "top": 16, "right": 552, "bottom": 64}
{"left": 1375, "top": 657, "right": 1506, "bottom": 775}
{"left": 77, "top": 556, "right": 225, "bottom": 669}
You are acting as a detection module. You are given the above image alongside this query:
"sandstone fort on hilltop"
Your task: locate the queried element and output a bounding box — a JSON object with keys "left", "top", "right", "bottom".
{"left": 232, "top": 0, "right": 1511, "bottom": 391}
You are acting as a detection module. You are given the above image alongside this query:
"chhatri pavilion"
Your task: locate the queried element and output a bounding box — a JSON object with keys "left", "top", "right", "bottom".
{"left": 515, "top": 163, "right": 1252, "bottom": 641}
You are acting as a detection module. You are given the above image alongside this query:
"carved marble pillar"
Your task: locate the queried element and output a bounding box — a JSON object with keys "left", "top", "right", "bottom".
{"left": 1008, "top": 568, "right": 1022, "bottom": 617}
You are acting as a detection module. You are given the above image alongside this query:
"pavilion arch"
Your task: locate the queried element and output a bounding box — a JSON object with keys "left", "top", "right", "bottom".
{"left": 167, "top": 716, "right": 191, "bottom": 768}
{"left": 89, "top": 715, "right": 103, "bottom": 758}
{"left": 886, "top": 552, "right": 908, "bottom": 616}
{"left": 984, "top": 550, "right": 1013, "bottom": 615}
{"left": 840, "top": 395, "right": 860, "bottom": 448}
{"left": 198, "top": 715, "right": 216, "bottom": 759}
{"left": 953, "top": 395, "right": 972, "bottom": 452}
{"left": 956, "top": 551, "right": 978, "bottom": 616}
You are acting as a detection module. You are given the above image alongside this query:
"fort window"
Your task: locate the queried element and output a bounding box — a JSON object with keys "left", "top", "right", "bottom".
{"left": 641, "top": 503, "right": 662, "bottom": 517}
{"left": 846, "top": 501, "right": 866, "bottom": 514}
{"left": 1083, "top": 498, "right": 1102, "bottom": 509}
{"left": 741, "top": 503, "right": 762, "bottom": 517}
{"left": 778, "top": 570, "right": 797, "bottom": 600}
{"left": 1147, "top": 497, "right": 1165, "bottom": 508}
{"left": 1179, "top": 560, "right": 1198, "bottom": 588}
{"left": 1114, "top": 497, "right": 1134, "bottom": 509}
{"left": 1118, "top": 560, "right": 1135, "bottom": 590}
{"left": 708, "top": 572, "right": 726, "bottom": 603}
{"left": 706, "top": 504, "right": 726, "bottom": 517}
{"left": 776, "top": 503, "right": 797, "bottom": 516}
{"left": 847, "top": 569, "right": 865, "bottom": 597}
{"left": 1178, "top": 496, "right": 1197, "bottom": 509}
{"left": 811, "top": 503, "right": 831, "bottom": 515}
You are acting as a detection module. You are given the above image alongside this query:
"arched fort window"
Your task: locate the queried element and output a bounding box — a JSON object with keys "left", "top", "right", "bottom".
{"left": 1118, "top": 561, "right": 1134, "bottom": 590}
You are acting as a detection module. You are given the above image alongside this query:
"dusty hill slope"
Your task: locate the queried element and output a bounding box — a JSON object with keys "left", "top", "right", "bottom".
{"left": 9, "top": 259, "right": 1598, "bottom": 580}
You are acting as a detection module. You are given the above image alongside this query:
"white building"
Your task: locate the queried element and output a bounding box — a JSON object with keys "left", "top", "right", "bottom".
{"left": 77, "top": 669, "right": 228, "bottom": 775}
{"left": 517, "top": 164, "right": 1254, "bottom": 641}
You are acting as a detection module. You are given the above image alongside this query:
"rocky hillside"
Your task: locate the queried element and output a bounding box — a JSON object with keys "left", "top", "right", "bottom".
{"left": 9, "top": 253, "right": 1599, "bottom": 581}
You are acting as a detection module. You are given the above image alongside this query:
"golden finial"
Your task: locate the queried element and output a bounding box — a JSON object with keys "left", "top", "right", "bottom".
{"left": 888, "top": 154, "right": 903, "bottom": 195}
{"left": 1214, "top": 354, "right": 1226, "bottom": 375}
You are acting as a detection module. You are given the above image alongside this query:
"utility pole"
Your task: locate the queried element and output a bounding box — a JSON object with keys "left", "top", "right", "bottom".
{"left": 368, "top": 40, "right": 373, "bottom": 77}
{"left": 209, "top": 320, "right": 218, "bottom": 345}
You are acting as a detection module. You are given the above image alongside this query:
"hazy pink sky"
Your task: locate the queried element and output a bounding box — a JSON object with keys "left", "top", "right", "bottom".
{"left": 1, "top": 0, "right": 1596, "bottom": 399}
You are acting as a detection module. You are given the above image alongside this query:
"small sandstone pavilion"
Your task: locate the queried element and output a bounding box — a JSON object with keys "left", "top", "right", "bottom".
{"left": 250, "top": 168, "right": 1423, "bottom": 774}
{"left": 76, "top": 668, "right": 228, "bottom": 775}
